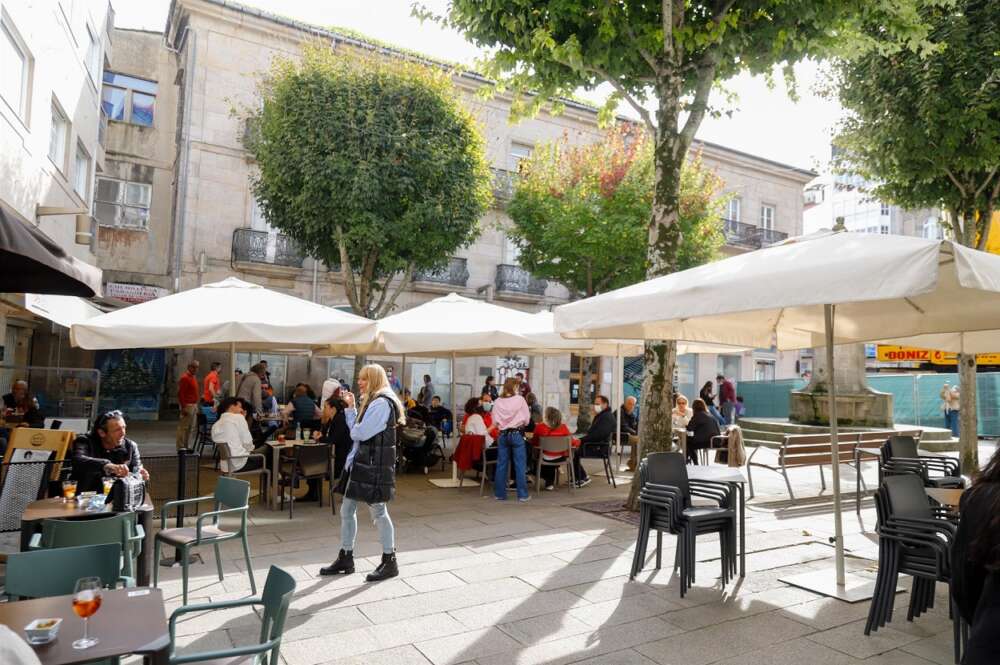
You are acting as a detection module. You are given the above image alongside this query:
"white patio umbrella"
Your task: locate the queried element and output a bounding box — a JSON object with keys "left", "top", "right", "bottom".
{"left": 355, "top": 293, "right": 593, "bottom": 487}
{"left": 554, "top": 231, "right": 1000, "bottom": 600}
{"left": 71, "top": 277, "right": 377, "bottom": 390}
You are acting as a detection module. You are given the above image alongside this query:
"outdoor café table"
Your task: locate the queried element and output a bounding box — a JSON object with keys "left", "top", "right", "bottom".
{"left": 20, "top": 495, "right": 155, "bottom": 587}
{"left": 686, "top": 464, "right": 747, "bottom": 578}
{"left": 926, "top": 486, "right": 965, "bottom": 509}
{"left": 0, "top": 587, "right": 170, "bottom": 665}
{"left": 264, "top": 438, "right": 309, "bottom": 509}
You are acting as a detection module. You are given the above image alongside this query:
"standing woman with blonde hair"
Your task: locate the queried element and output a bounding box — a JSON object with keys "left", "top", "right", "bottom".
{"left": 321, "top": 363, "right": 405, "bottom": 581}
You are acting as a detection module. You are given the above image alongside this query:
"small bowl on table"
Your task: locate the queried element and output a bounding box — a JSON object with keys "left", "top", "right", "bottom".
{"left": 24, "top": 617, "right": 62, "bottom": 645}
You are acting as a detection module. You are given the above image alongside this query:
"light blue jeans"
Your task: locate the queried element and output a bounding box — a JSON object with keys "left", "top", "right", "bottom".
{"left": 494, "top": 431, "right": 529, "bottom": 500}
{"left": 340, "top": 497, "right": 395, "bottom": 553}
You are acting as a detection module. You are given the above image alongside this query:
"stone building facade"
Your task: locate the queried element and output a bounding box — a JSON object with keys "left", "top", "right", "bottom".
{"left": 92, "top": 0, "right": 815, "bottom": 414}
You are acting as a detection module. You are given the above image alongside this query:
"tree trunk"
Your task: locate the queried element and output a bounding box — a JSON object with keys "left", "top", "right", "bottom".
{"left": 351, "top": 354, "right": 367, "bottom": 392}
{"left": 626, "top": 340, "right": 677, "bottom": 510}
{"left": 576, "top": 356, "right": 597, "bottom": 431}
{"left": 625, "top": 107, "right": 685, "bottom": 511}
{"left": 958, "top": 353, "right": 978, "bottom": 474}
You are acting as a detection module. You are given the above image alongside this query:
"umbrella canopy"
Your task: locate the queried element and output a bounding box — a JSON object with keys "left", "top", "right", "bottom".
{"left": 554, "top": 232, "right": 1000, "bottom": 350}
{"left": 0, "top": 202, "right": 102, "bottom": 297}
{"left": 371, "top": 293, "right": 592, "bottom": 356}
{"left": 71, "top": 277, "right": 376, "bottom": 351}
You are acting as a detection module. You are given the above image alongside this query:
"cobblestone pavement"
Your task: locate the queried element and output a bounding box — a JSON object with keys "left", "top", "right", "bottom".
{"left": 143, "top": 442, "right": 981, "bottom": 665}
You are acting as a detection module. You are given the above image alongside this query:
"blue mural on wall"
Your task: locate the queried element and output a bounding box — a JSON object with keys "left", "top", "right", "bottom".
{"left": 95, "top": 349, "right": 166, "bottom": 420}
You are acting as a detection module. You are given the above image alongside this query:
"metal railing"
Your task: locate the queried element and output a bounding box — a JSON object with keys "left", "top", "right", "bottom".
{"left": 721, "top": 219, "right": 789, "bottom": 249}
{"left": 494, "top": 264, "right": 547, "bottom": 297}
{"left": 412, "top": 257, "right": 470, "bottom": 287}
{"left": 231, "top": 228, "right": 305, "bottom": 268}
{"left": 492, "top": 167, "right": 517, "bottom": 204}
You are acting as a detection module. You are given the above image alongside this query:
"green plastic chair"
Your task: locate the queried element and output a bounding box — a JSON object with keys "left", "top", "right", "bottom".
{"left": 5, "top": 543, "right": 127, "bottom": 600}
{"left": 153, "top": 476, "right": 255, "bottom": 605}
{"left": 167, "top": 565, "right": 296, "bottom": 665}
{"left": 29, "top": 512, "right": 144, "bottom": 582}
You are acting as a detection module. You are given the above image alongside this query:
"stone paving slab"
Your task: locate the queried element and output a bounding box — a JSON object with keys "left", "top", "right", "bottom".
{"left": 94, "top": 454, "right": 958, "bottom": 665}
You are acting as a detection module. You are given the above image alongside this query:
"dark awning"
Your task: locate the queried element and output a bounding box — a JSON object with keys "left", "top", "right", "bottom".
{"left": 0, "top": 202, "right": 102, "bottom": 297}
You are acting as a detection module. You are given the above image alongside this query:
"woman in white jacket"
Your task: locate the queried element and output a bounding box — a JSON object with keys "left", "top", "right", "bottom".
{"left": 212, "top": 397, "right": 266, "bottom": 472}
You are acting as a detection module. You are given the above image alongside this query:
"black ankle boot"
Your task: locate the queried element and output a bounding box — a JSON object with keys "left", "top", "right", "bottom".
{"left": 365, "top": 552, "right": 398, "bottom": 582}
{"left": 319, "top": 549, "right": 354, "bottom": 576}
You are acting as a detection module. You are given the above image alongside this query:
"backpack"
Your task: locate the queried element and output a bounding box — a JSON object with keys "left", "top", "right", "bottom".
{"left": 108, "top": 474, "right": 146, "bottom": 512}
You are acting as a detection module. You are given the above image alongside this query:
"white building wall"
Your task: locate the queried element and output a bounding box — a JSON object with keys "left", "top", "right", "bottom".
{"left": 0, "top": 0, "right": 111, "bottom": 262}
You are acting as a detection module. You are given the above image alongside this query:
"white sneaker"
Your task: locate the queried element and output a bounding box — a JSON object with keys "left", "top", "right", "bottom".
{"left": 544, "top": 484, "right": 556, "bottom": 491}
{"left": 517, "top": 496, "right": 531, "bottom": 503}
{"left": 576, "top": 477, "right": 593, "bottom": 488}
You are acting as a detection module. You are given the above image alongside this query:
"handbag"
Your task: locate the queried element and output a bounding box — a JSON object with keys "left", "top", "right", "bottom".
{"left": 109, "top": 474, "right": 146, "bottom": 512}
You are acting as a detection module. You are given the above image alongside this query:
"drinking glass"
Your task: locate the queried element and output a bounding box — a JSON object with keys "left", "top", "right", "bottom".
{"left": 71, "top": 577, "right": 102, "bottom": 649}
{"left": 62, "top": 480, "right": 78, "bottom": 502}
{"left": 102, "top": 477, "right": 115, "bottom": 495}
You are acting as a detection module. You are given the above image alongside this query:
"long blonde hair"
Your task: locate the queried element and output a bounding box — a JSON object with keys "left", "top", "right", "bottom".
{"left": 358, "top": 364, "right": 405, "bottom": 424}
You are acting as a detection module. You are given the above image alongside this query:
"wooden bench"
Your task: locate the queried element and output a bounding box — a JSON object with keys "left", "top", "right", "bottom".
{"left": 746, "top": 430, "right": 917, "bottom": 502}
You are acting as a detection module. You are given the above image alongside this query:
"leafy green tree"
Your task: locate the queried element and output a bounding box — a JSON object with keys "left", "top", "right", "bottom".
{"left": 243, "top": 43, "right": 492, "bottom": 320}
{"left": 507, "top": 124, "right": 726, "bottom": 428}
{"left": 422, "top": 0, "right": 938, "bottom": 497}
{"left": 831, "top": 0, "right": 1000, "bottom": 472}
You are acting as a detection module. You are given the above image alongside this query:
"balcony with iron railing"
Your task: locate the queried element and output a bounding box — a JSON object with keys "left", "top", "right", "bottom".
{"left": 231, "top": 228, "right": 305, "bottom": 269}
{"left": 721, "top": 218, "right": 788, "bottom": 249}
{"left": 492, "top": 167, "right": 517, "bottom": 205}
{"left": 495, "top": 264, "right": 547, "bottom": 299}
{"left": 412, "top": 257, "right": 470, "bottom": 289}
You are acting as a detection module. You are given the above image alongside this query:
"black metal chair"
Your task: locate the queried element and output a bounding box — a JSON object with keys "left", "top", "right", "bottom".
{"left": 880, "top": 435, "right": 963, "bottom": 488}
{"left": 194, "top": 410, "right": 215, "bottom": 458}
{"left": 580, "top": 441, "right": 616, "bottom": 487}
{"left": 277, "top": 444, "right": 333, "bottom": 519}
{"left": 629, "top": 452, "right": 736, "bottom": 597}
{"left": 865, "top": 474, "right": 965, "bottom": 663}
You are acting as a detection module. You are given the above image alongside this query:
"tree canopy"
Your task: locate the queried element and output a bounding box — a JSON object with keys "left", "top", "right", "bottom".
{"left": 507, "top": 124, "right": 726, "bottom": 298}
{"left": 831, "top": 0, "right": 1000, "bottom": 249}
{"left": 243, "top": 43, "right": 492, "bottom": 317}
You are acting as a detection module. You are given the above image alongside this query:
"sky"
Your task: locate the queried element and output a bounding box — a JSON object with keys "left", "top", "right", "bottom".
{"left": 113, "top": 0, "right": 844, "bottom": 173}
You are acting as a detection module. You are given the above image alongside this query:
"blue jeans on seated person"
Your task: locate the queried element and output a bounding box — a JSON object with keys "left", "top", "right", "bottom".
{"left": 494, "top": 431, "right": 528, "bottom": 500}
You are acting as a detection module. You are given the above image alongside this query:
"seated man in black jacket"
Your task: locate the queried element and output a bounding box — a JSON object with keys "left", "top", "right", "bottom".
{"left": 576, "top": 395, "right": 617, "bottom": 487}
{"left": 71, "top": 410, "right": 149, "bottom": 492}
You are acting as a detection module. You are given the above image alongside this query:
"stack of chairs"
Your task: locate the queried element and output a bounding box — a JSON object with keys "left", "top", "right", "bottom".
{"left": 629, "top": 452, "right": 736, "bottom": 597}
{"left": 865, "top": 474, "right": 966, "bottom": 663}
{"left": 880, "top": 435, "right": 963, "bottom": 489}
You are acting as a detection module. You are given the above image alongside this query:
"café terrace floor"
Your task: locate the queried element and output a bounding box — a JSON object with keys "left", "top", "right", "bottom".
{"left": 120, "top": 438, "right": 996, "bottom": 665}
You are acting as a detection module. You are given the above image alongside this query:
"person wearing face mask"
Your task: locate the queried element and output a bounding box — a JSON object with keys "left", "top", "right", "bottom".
{"left": 575, "top": 394, "right": 615, "bottom": 488}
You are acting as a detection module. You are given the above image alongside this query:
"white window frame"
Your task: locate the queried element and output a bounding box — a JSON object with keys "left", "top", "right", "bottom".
{"left": 760, "top": 204, "right": 775, "bottom": 230}
{"left": 880, "top": 203, "right": 890, "bottom": 216}
{"left": 509, "top": 141, "right": 533, "bottom": 172}
{"left": 85, "top": 23, "right": 101, "bottom": 85}
{"left": 0, "top": 13, "right": 31, "bottom": 123}
{"left": 48, "top": 99, "right": 70, "bottom": 173}
{"left": 727, "top": 197, "right": 741, "bottom": 223}
{"left": 73, "top": 141, "right": 91, "bottom": 200}
{"left": 102, "top": 71, "right": 158, "bottom": 127}
{"left": 880, "top": 224, "right": 890, "bottom": 235}
{"left": 95, "top": 177, "right": 152, "bottom": 230}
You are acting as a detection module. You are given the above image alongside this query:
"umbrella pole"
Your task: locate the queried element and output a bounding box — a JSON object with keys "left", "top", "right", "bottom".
{"left": 230, "top": 342, "right": 237, "bottom": 399}
{"left": 540, "top": 354, "right": 546, "bottom": 408}
{"left": 825, "top": 304, "right": 846, "bottom": 588}
{"left": 615, "top": 345, "right": 622, "bottom": 465}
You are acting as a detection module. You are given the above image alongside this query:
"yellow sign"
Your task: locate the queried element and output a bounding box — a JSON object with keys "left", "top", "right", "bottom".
{"left": 876, "top": 345, "right": 1000, "bottom": 365}
{"left": 985, "top": 211, "right": 1000, "bottom": 255}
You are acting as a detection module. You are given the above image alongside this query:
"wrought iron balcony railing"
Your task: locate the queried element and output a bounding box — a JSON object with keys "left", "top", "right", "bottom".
{"left": 721, "top": 218, "right": 788, "bottom": 249}
{"left": 231, "top": 228, "right": 305, "bottom": 268}
{"left": 495, "top": 264, "right": 547, "bottom": 297}
{"left": 412, "top": 257, "right": 469, "bottom": 287}
{"left": 492, "top": 167, "right": 517, "bottom": 204}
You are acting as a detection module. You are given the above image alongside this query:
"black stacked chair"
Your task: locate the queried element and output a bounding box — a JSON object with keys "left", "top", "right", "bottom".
{"left": 629, "top": 452, "right": 736, "bottom": 597}
{"left": 865, "top": 474, "right": 965, "bottom": 663}
{"left": 277, "top": 444, "right": 334, "bottom": 519}
{"left": 880, "top": 435, "right": 963, "bottom": 489}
